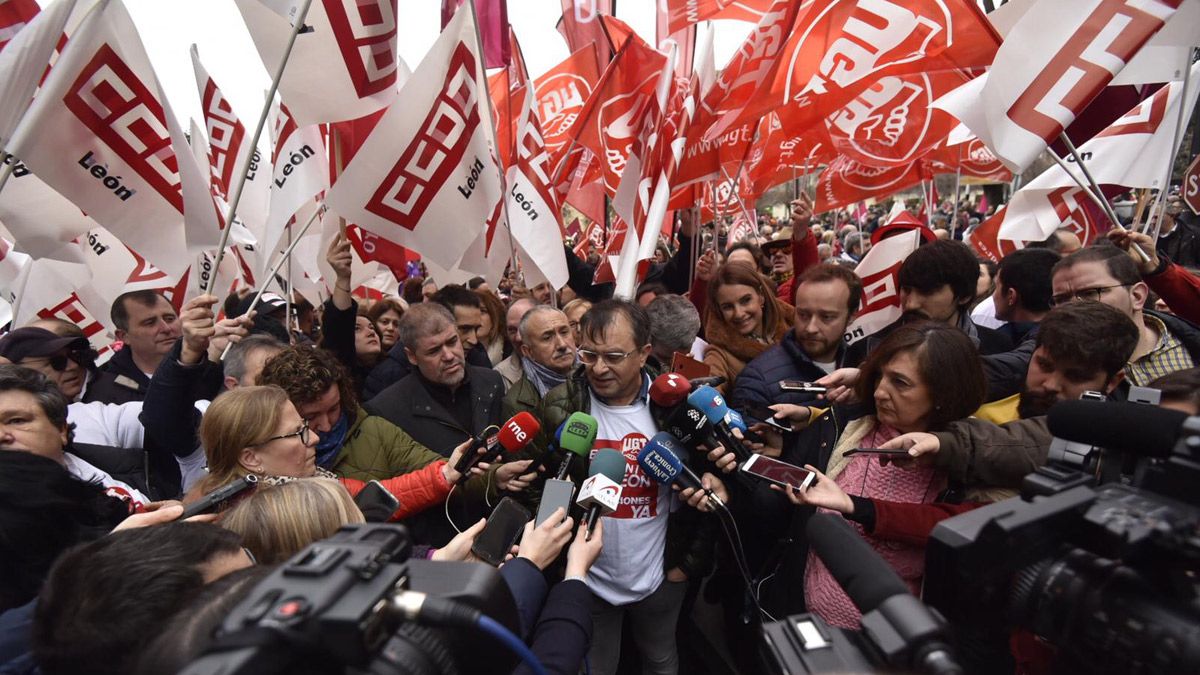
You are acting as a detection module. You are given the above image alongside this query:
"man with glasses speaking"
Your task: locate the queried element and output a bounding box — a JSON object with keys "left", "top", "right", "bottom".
{"left": 1051, "top": 245, "right": 1200, "bottom": 391}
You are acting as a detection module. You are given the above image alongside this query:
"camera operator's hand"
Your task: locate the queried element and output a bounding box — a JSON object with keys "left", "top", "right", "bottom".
{"left": 493, "top": 459, "right": 536, "bottom": 492}
{"left": 677, "top": 473, "right": 729, "bottom": 513}
{"left": 565, "top": 519, "right": 603, "bottom": 578}
{"left": 817, "top": 368, "right": 860, "bottom": 405}
{"left": 772, "top": 466, "right": 852, "bottom": 514}
{"left": 517, "top": 508, "right": 574, "bottom": 570}
{"left": 879, "top": 432, "right": 940, "bottom": 464}
{"left": 432, "top": 517, "right": 486, "bottom": 561}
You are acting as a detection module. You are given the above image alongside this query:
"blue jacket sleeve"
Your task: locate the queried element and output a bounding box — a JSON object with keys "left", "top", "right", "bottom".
{"left": 498, "top": 557, "right": 549, "bottom": 640}
{"left": 139, "top": 340, "right": 204, "bottom": 459}
{"left": 513, "top": 579, "right": 594, "bottom": 675}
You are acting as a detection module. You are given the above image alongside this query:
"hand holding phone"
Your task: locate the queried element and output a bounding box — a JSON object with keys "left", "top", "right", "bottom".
{"left": 471, "top": 497, "right": 530, "bottom": 567}
{"left": 842, "top": 447, "right": 911, "bottom": 457}
{"left": 745, "top": 404, "right": 792, "bottom": 432}
{"left": 740, "top": 454, "right": 817, "bottom": 491}
{"left": 779, "top": 380, "right": 828, "bottom": 394}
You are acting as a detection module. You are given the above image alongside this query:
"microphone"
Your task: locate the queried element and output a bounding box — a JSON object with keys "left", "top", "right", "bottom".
{"left": 520, "top": 420, "right": 566, "bottom": 478}
{"left": 807, "top": 514, "right": 961, "bottom": 674}
{"left": 576, "top": 448, "right": 625, "bottom": 539}
{"left": 723, "top": 408, "right": 746, "bottom": 433}
{"left": 636, "top": 432, "right": 725, "bottom": 510}
{"left": 1047, "top": 400, "right": 1190, "bottom": 459}
{"left": 686, "top": 386, "right": 753, "bottom": 462}
{"left": 452, "top": 411, "right": 540, "bottom": 485}
{"left": 649, "top": 372, "right": 691, "bottom": 408}
{"left": 555, "top": 412, "right": 598, "bottom": 480}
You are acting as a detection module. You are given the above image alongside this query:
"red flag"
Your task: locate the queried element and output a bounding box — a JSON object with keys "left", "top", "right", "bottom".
{"left": 815, "top": 156, "right": 924, "bottom": 213}
{"left": 558, "top": 0, "right": 612, "bottom": 70}
{"left": 662, "top": 0, "right": 775, "bottom": 37}
{"left": 533, "top": 44, "right": 602, "bottom": 168}
{"left": 441, "top": 0, "right": 510, "bottom": 69}
{"left": 0, "top": 0, "right": 39, "bottom": 53}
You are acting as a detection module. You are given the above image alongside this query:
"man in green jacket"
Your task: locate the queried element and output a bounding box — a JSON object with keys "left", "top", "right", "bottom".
{"left": 502, "top": 305, "right": 577, "bottom": 423}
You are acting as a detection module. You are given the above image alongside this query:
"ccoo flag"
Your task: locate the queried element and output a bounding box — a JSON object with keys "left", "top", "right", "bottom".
{"left": 325, "top": 1, "right": 502, "bottom": 271}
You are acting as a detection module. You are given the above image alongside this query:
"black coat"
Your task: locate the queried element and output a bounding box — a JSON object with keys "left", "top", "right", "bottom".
{"left": 1157, "top": 220, "right": 1200, "bottom": 270}
{"left": 364, "top": 366, "right": 505, "bottom": 546}
{"left": 363, "top": 339, "right": 492, "bottom": 400}
{"left": 82, "top": 346, "right": 148, "bottom": 405}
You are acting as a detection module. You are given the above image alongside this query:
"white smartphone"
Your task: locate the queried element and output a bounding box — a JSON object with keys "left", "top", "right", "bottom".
{"left": 740, "top": 455, "right": 817, "bottom": 491}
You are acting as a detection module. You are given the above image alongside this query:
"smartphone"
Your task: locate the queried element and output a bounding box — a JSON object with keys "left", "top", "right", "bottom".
{"left": 842, "top": 447, "right": 910, "bottom": 457}
{"left": 181, "top": 474, "right": 258, "bottom": 519}
{"left": 535, "top": 478, "right": 575, "bottom": 526}
{"left": 472, "top": 497, "right": 531, "bottom": 567}
{"left": 779, "top": 380, "right": 827, "bottom": 394}
{"left": 740, "top": 455, "right": 817, "bottom": 491}
{"left": 353, "top": 480, "right": 401, "bottom": 522}
{"left": 744, "top": 404, "right": 792, "bottom": 432}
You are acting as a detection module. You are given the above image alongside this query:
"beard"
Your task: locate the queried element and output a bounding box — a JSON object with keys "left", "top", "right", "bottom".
{"left": 1017, "top": 388, "right": 1059, "bottom": 419}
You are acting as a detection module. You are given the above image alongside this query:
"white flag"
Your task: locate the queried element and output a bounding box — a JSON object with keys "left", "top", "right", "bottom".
{"left": 845, "top": 229, "right": 920, "bottom": 345}
{"left": 0, "top": 0, "right": 74, "bottom": 148}
{"left": 0, "top": 156, "right": 96, "bottom": 258}
{"left": 261, "top": 101, "right": 327, "bottom": 278}
{"left": 5, "top": 0, "right": 217, "bottom": 274}
{"left": 935, "top": 0, "right": 1181, "bottom": 173}
{"left": 998, "top": 61, "right": 1200, "bottom": 242}
{"left": 235, "top": 0, "right": 399, "bottom": 125}
{"left": 326, "top": 2, "right": 503, "bottom": 271}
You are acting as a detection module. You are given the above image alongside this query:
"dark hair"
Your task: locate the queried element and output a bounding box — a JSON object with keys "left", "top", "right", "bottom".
{"left": 794, "top": 263, "right": 864, "bottom": 314}
{"left": 727, "top": 241, "right": 769, "bottom": 273}
{"left": 474, "top": 289, "right": 506, "bottom": 343}
{"left": 258, "top": 345, "right": 358, "bottom": 412}
{"left": 222, "top": 290, "right": 244, "bottom": 319}
{"left": 32, "top": 522, "right": 244, "bottom": 675}
{"left": 467, "top": 276, "right": 487, "bottom": 290}
{"left": 706, "top": 261, "right": 784, "bottom": 332}
{"left": 897, "top": 239, "right": 980, "bottom": 305}
{"left": 430, "top": 285, "right": 481, "bottom": 312}
{"left": 111, "top": 290, "right": 168, "bottom": 331}
{"left": 1148, "top": 368, "right": 1200, "bottom": 409}
{"left": 996, "top": 248, "right": 1061, "bottom": 313}
{"left": 853, "top": 322, "right": 987, "bottom": 431}
{"left": 1052, "top": 243, "right": 1141, "bottom": 286}
{"left": 401, "top": 277, "right": 426, "bottom": 305}
{"left": 635, "top": 281, "right": 669, "bottom": 303}
{"left": 134, "top": 566, "right": 273, "bottom": 675}
{"left": 366, "top": 298, "right": 405, "bottom": 327}
{"left": 0, "top": 364, "right": 69, "bottom": 428}
{"left": 0, "top": 452, "right": 131, "bottom": 611}
{"left": 1036, "top": 301, "right": 1139, "bottom": 379}
{"left": 580, "top": 299, "right": 651, "bottom": 349}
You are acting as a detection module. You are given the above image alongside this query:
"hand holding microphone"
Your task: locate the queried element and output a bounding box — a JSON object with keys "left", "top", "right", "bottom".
{"left": 687, "top": 386, "right": 754, "bottom": 467}
{"left": 452, "top": 412, "right": 540, "bottom": 486}
{"left": 637, "top": 432, "right": 726, "bottom": 511}
{"left": 576, "top": 448, "right": 625, "bottom": 540}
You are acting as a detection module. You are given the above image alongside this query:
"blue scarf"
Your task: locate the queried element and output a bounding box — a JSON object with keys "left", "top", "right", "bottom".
{"left": 315, "top": 412, "right": 350, "bottom": 469}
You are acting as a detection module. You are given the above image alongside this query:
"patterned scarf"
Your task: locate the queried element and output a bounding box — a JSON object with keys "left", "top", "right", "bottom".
{"left": 259, "top": 466, "right": 339, "bottom": 487}
{"left": 521, "top": 355, "right": 572, "bottom": 397}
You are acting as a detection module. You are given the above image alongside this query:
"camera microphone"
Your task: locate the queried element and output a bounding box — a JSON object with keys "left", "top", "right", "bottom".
{"left": 453, "top": 412, "right": 540, "bottom": 485}
{"left": 807, "top": 514, "right": 961, "bottom": 675}
{"left": 1047, "top": 400, "right": 1191, "bottom": 459}
{"left": 637, "top": 432, "right": 724, "bottom": 510}
{"left": 577, "top": 448, "right": 625, "bottom": 539}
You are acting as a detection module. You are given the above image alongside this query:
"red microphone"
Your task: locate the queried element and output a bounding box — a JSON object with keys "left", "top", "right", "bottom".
{"left": 453, "top": 411, "right": 541, "bottom": 484}
{"left": 650, "top": 372, "right": 691, "bottom": 408}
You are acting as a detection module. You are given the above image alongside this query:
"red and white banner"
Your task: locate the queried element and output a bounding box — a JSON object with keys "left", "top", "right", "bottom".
{"left": 0, "top": 155, "right": 95, "bottom": 260}
{"left": 5, "top": 0, "right": 218, "bottom": 275}
{"left": 815, "top": 155, "right": 924, "bottom": 213}
{"left": 261, "top": 101, "right": 327, "bottom": 276}
{"left": 0, "top": 0, "right": 39, "bottom": 53}
{"left": 326, "top": 2, "right": 502, "bottom": 271}
{"left": 441, "top": 0, "right": 508, "bottom": 68}
{"left": 935, "top": 0, "right": 1181, "bottom": 172}
{"left": 557, "top": 0, "right": 612, "bottom": 71}
{"left": 845, "top": 228, "right": 920, "bottom": 344}
{"left": 236, "top": 0, "right": 399, "bottom": 125}
{"left": 662, "top": 0, "right": 774, "bottom": 37}
{"left": 533, "top": 44, "right": 601, "bottom": 167}
{"left": 0, "top": 0, "right": 71, "bottom": 148}
{"left": 970, "top": 188, "right": 1108, "bottom": 262}
{"left": 997, "top": 61, "right": 1199, "bottom": 243}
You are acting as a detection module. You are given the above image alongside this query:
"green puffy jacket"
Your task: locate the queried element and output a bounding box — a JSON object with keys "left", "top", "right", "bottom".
{"left": 331, "top": 406, "right": 496, "bottom": 503}
{"left": 535, "top": 365, "right": 716, "bottom": 581}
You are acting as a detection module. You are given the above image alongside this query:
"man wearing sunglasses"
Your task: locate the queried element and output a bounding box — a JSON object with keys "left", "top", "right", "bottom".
{"left": 1051, "top": 245, "right": 1200, "bottom": 393}
{"left": 0, "top": 327, "right": 94, "bottom": 401}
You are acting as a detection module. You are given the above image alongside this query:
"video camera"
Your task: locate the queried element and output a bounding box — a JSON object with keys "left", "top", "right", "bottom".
{"left": 180, "top": 523, "right": 521, "bottom": 675}
{"left": 924, "top": 400, "right": 1200, "bottom": 674}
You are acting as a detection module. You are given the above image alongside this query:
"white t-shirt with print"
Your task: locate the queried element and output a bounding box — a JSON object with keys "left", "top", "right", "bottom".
{"left": 584, "top": 390, "right": 670, "bottom": 606}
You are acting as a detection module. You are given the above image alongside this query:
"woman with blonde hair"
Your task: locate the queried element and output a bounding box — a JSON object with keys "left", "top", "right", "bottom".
{"left": 702, "top": 262, "right": 793, "bottom": 394}
{"left": 562, "top": 298, "right": 592, "bottom": 346}
{"left": 191, "top": 386, "right": 474, "bottom": 522}
{"left": 222, "top": 478, "right": 365, "bottom": 564}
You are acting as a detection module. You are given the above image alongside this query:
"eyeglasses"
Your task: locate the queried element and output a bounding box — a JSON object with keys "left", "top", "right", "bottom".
{"left": 1049, "top": 284, "right": 1130, "bottom": 307}
{"left": 26, "top": 348, "right": 93, "bottom": 372}
{"left": 254, "top": 419, "right": 312, "bottom": 446}
{"left": 577, "top": 348, "right": 638, "bottom": 366}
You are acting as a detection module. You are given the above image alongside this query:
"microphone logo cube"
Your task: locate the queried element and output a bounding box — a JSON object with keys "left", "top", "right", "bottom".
{"left": 578, "top": 474, "right": 621, "bottom": 514}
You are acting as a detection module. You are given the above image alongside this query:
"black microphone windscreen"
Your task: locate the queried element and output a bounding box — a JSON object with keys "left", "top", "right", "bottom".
{"left": 1047, "top": 400, "right": 1188, "bottom": 459}
{"left": 806, "top": 513, "right": 909, "bottom": 614}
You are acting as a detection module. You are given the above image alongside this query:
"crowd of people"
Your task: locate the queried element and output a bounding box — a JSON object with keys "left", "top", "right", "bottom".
{"left": 1, "top": 186, "right": 1199, "bottom": 675}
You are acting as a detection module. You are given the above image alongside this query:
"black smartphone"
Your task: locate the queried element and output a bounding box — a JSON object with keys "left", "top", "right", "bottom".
{"left": 745, "top": 404, "right": 792, "bottom": 432}
{"left": 535, "top": 478, "right": 575, "bottom": 527}
{"left": 353, "top": 480, "right": 401, "bottom": 522}
{"left": 843, "top": 447, "right": 910, "bottom": 457}
{"left": 779, "top": 380, "right": 827, "bottom": 394}
{"left": 472, "top": 497, "right": 531, "bottom": 566}
{"left": 181, "top": 474, "right": 258, "bottom": 519}
{"left": 740, "top": 455, "right": 817, "bottom": 491}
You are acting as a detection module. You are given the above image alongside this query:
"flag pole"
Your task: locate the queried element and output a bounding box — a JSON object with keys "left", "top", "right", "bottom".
{"left": 1149, "top": 46, "right": 1196, "bottom": 241}
{"left": 205, "top": 0, "right": 314, "bottom": 296}
{"left": 950, "top": 145, "right": 962, "bottom": 238}
{"left": 1050, "top": 145, "right": 1151, "bottom": 263}
{"left": 221, "top": 204, "right": 323, "bottom": 358}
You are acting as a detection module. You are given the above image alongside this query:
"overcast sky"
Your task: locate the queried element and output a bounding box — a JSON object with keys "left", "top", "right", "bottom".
{"left": 53, "top": 1, "right": 753, "bottom": 144}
